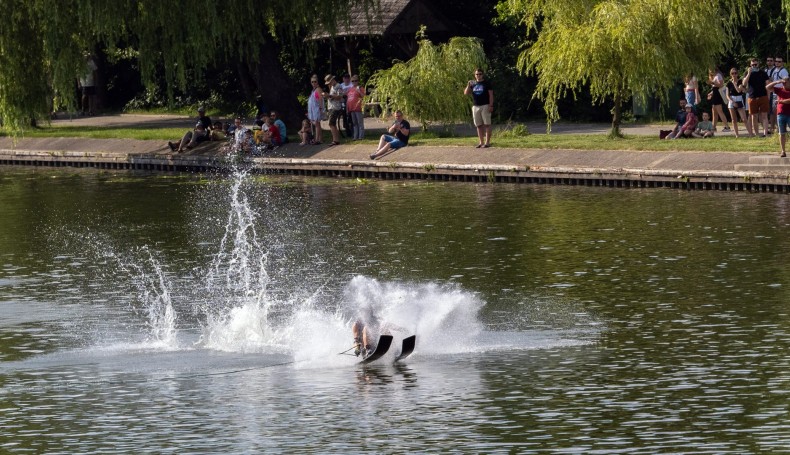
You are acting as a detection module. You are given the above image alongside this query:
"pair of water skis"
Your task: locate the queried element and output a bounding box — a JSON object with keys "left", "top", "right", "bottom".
{"left": 359, "top": 335, "right": 416, "bottom": 364}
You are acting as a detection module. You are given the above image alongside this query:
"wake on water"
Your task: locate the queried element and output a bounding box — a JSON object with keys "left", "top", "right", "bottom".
{"left": 42, "top": 168, "right": 593, "bottom": 367}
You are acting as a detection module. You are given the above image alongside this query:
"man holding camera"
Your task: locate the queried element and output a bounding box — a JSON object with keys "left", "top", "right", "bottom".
{"left": 370, "top": 110, "right": 410, "bottom": 160}
{"left": 464, "top": 68, "right": 494, "bottom": 148}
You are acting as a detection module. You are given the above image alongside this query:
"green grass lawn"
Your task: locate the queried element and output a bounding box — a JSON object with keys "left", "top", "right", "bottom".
{"left": 408, "top": 131, "right": 781, "bottom": 153}
{"left": 1, "top": 119, "right": 782, "bottom": 154}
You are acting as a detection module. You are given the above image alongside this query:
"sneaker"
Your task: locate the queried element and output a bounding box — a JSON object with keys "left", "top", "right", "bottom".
{"left": 369, "top": 153, "right": 376, "bottom": 160}
{"left": 168, "top": 141, "right": 177, "bottom": 152}
{"left": 723, "top": 126, "right": 731, "bottom": 131}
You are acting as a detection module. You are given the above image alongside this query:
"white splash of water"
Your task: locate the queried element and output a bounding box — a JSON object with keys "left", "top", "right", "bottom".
{"left": 120, "top": 246, "right": 179, "bottom": 348}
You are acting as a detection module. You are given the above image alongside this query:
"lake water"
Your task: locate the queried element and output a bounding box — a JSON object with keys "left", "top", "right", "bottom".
{"left": 2, "top": 167, "right": 790, "bottom": 453}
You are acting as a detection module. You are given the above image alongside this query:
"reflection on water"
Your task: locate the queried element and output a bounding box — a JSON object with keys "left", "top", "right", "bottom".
{"left": 2, "top": 168, "right": 790, "bottom": 452}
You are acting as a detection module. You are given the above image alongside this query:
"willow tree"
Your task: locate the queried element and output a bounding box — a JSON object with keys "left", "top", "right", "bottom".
{"left": 0, "top": 0, "right": 371, "bottom": 131}
{"left": 366, "top": 34, "right": 488, "bottom": 131}
{"left": 497, "top": 0, "right": 749, "bottom": 136}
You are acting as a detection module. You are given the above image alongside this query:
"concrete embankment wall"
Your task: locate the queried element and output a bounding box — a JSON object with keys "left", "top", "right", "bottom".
{"left": 2, "top": 138, "right": 790, "bottom": 192}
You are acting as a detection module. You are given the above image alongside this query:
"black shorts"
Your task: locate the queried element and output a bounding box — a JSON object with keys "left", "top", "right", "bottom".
{"left": 82, "top": 86, "right": 96, "bottom": 96}
{"left": 329, "top": 109, "right": 343, "bottom": 127}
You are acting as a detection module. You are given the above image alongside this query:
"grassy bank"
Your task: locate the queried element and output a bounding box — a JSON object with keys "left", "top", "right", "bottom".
{"left": 1, "top": 118, "right": 781, "bottom": 154}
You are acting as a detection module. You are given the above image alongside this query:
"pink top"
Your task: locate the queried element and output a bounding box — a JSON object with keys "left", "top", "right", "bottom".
{"left": 346, "top": 85, "right": 365, "bottom": 112}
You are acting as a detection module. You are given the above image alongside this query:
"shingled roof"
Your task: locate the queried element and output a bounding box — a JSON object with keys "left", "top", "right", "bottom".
{"left": 310, "top": 0, "right": 451, "bottom": 40}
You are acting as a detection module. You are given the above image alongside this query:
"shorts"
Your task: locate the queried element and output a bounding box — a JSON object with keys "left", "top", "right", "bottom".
{"left": 82, "top": 86, "right": 96, "bottom": 96}
{"left": 383, "top": 135, "right": 406, "bottom": 150}
{"left": 472, "top": 104, "right": 491, "bottom": 127}
{"left": 328, "top": 109, "right": 343, "bottom": 127}
{"left": 748, "top": 95, "right": 770, "bottom": 114}
{"left": 778, "top": 114, "right": 790, "bottom": 135}
{"left": 685, "top": 90, "right": 696, "bottom": 106}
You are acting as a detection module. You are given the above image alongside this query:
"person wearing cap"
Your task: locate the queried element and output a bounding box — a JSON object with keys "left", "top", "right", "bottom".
{"left": 324, "top": 74, "right": 345, "bottom": 146}
{"left": 169, "top": 107, "right": 212, "bottom": 152}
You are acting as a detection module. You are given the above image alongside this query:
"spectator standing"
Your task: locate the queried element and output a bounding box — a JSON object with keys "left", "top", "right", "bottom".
{"left": 307, "top": 75, "right": 324, "bottom": 145}
{"left": 78, "top": 54, "right": 98, "bottom": 116}
{"left": 767, "top": 77, "right": 790, "bottom": 157}
{"left": 770, "top": 57, "right": 788, "bottom": 134}
{"left": 684, "top": 74, "right": 700, "bottom": 107}
{"left": 707, "top": 67, "right": 730, "bottom": 131}
{"left": 324, "top": 74, "right": 345, "bottom": 146}
{"left": 743, "top": 58, "right": 771, "bottom": 137}
{"left": 725, "top": 68, "right": 752, "bottom": 138}
{"left": 464, "top": 68, "right": 494, "bottom": 148}
{"left": 340, "top": 73, "right": 354, "bottom": 137}
{"left": 346, "top": 75, "right": 366, "bottom": 139}
{"left": 370, "top": 110, "right": 410, "bottom": 159}
{"left": 168, "top": 107, "right": 211, "bottom": 152}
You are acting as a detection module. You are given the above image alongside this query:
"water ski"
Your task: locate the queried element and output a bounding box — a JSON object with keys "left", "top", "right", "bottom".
{"left": 395, "top": 335, "right": 416, "bottom": 361}
{"left": 360, "top": 335, "right": 393, "bottom": 364}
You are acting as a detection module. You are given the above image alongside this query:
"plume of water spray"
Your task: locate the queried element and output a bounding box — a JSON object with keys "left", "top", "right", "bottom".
{"left": 119, "top": 246, "right": 179, "bottom": 347}
{"left": 197, "top": 169, "right": 278, "bottom": 351}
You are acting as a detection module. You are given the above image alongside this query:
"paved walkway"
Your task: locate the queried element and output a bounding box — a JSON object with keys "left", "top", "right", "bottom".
{"left": 31, "top": 113, "right": 776, "bottom": 173}
{"left": 2, "top": 113, "right": 789, "bottom": 191}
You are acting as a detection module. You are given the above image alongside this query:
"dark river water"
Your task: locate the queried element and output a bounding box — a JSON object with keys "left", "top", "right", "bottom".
{"left": 2, "top": 167, "right": 790, "bottom": 453}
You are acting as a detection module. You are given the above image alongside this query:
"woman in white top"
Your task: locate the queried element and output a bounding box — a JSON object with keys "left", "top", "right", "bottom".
{"left": 725, "top": 68, "right": 753, "bottom": 138}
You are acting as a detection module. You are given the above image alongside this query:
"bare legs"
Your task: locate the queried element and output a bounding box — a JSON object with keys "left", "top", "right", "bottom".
{"left": 751, "top": 112, "right": 769, "bottom": 136}
{"left": 476, "top": 124, "right": 492, "bottom": 147}
{"left": 711, "top": 104, "right": 730, "bottom": 130}
{"left": 370, "top": 135, "right": 393, "bottom": 159}
{"left": 311, "top": 120, "right": 323, "bottom": 144}
{"left": 729, "top": 108, "right": 753, "bottom": 137}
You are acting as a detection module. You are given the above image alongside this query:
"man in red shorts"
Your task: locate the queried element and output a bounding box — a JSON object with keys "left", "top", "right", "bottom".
{"left": 743, "top": 58, "right": 771, "bottom": 137}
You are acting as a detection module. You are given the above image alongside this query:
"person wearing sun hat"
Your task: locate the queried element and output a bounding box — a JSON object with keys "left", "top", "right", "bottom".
{"left": 324, "top": 73, "right": 345, "bottom": 146}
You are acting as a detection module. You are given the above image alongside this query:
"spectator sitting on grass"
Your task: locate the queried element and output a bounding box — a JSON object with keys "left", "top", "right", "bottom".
{"left": 664, "top": 99, "right": 688, "bottom": 139}
{"left": 680, "top": 104, "right": 699, "bottom": 138}
{"left": 693, "top": 112, "right": 715, "bottom": 138}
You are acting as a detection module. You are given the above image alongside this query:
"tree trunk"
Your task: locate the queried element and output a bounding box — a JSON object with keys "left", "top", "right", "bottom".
{"left": 610, "top": 90, "right": 623, "bottom": 138}
{"left": 248, "top": 42, "right": 305, "bottom": 131}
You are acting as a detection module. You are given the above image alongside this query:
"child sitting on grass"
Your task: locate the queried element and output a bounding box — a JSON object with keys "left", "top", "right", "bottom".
{"left": 693, "top": 112, "right": 715, "bottom": 138}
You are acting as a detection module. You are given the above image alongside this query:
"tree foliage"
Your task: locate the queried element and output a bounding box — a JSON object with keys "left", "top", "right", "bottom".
{"left": 497, "top": 0, "right": 749, "bottom": 135}
{"left": 0, "top": 0, "right": 371, "bottom": 131}
{"left": 366, "top": 34, "right": 488, "bottom": 130}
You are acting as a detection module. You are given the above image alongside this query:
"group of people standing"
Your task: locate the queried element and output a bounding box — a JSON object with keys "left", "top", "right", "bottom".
{"left": 679, "top": 57, "right": 789, "bottom": 139}
{"left": 306, "top": 73, "right": 367, "bottom": 146}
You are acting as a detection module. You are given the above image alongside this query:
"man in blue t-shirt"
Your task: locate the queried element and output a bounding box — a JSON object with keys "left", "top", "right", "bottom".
{"left": 370, "top": 110, "right": 410, "bottom": 160}
{"left": 464, "top": 68, "right": 494, "bottom": 148}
